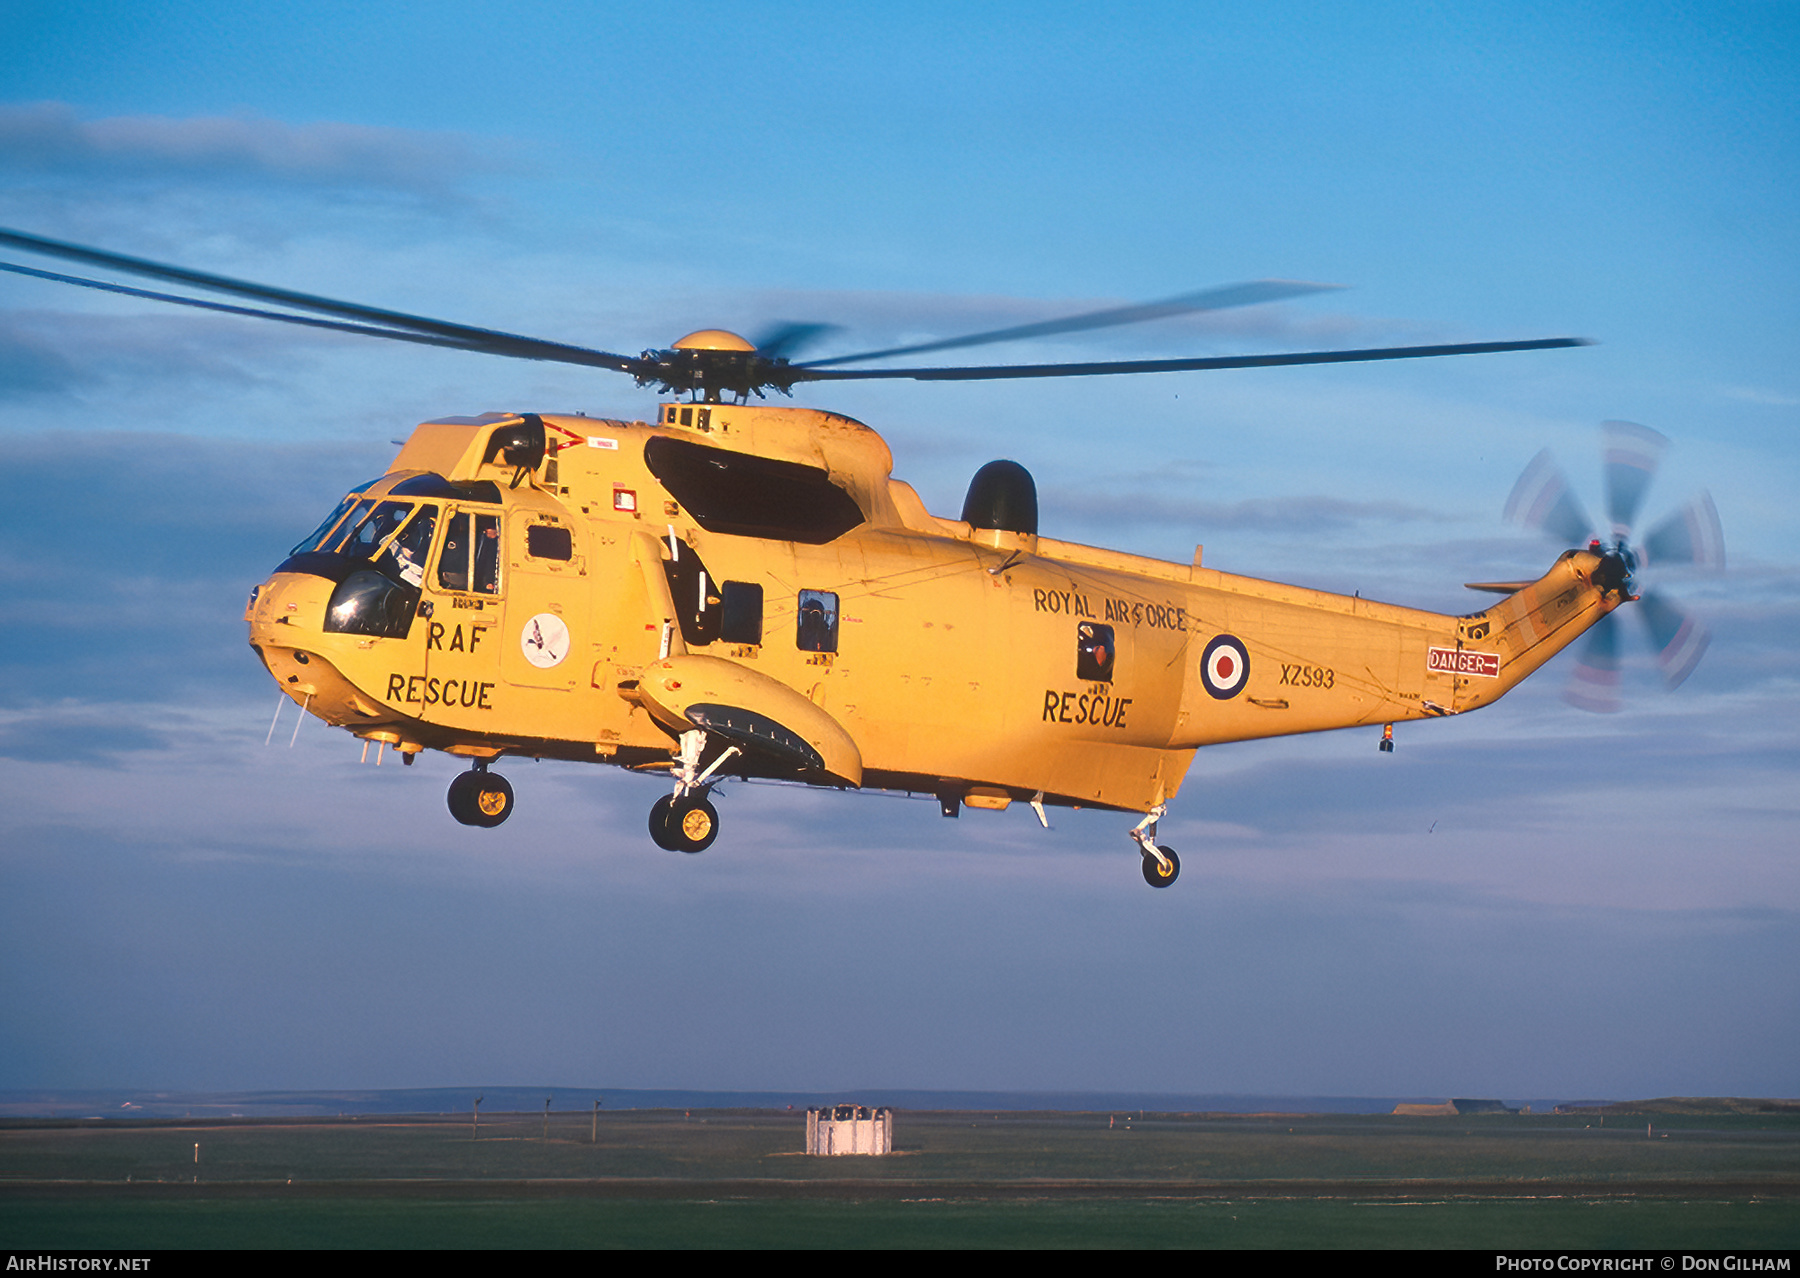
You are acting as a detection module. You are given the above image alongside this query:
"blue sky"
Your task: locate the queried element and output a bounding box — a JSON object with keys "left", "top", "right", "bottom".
{"left": 1, "top": 1, "right": 1795, "bottom": 1101}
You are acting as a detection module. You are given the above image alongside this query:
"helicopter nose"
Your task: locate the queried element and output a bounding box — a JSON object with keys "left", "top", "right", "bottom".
{"left": 246, "top": 570, "right": 334, "bottom": 636}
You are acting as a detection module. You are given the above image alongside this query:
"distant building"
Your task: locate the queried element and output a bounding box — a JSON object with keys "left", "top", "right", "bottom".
{"left": 806, "top": 1104, "right": 893, "bottom": 1155}
{"left": 1392, "top": 1099, "right": 1520, "bottom": 1116}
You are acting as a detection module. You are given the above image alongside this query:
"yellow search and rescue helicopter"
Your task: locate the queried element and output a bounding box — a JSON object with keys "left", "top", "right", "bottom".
{"left": 0, "top": 229, "right": 1718, "bottom": 886}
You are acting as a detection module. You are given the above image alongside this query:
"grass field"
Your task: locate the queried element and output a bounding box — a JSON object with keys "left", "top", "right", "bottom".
{"left": 3, "top": 1109, "right": 1797, "bottom": 1248}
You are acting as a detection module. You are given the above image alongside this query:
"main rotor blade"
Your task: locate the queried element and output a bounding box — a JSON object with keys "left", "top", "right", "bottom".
{"left": 1641, "top": 492, "right": 1726, "bottom": 572}
{"left": 793, "top": 337, "right": 1589, "bottom": 384}
{"left": 1565, "top": 611, "right": 1623, "bottom": 713}
{"left": 1638, "top": 589, "right": 1711, "bottom": 688}
{"left": 2, "top": 227, "right": 494, "bottom": 341}
{"left": 750, "top": 321, "right": 840, "bottom": 360}
{"left": 0, "top": 260, "right": 563, "bottom": 358}
{"left": 1504, "top": 448, "right": 1596, "bottom": 547}
{"left": 797, "top": 280, "right": 1343, "bottom": 368}
{"left": 0, "top": 229, "right": 644, "bottom": 374}
{"left": 1602, "top": 420, "right": 1668, "bottom": 535}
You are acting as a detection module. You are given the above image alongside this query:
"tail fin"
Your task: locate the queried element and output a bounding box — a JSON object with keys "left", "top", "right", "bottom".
{"left": 1449, "top": 548, "right": 1627, "bottom": 711}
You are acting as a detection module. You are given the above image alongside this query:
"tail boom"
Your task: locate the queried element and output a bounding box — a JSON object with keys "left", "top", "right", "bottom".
{"left": 1169, "top": 548, "right": 1626, "bottom": 750}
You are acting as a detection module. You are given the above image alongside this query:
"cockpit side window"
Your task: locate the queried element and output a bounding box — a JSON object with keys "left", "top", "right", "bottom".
{"left": 338, "top": 501, "right": 413, "bottom": 560}
{"left": 438, "top": 512, "right": 470, "bottom": 592}
{"left": 472, "top": 514, "right": 501, "bottom": 594}
{"left": 375, "top": 504, "right": 439, "bottom": 587}
{"left": 437, "top": 510, "right": 502, "bottom": 595}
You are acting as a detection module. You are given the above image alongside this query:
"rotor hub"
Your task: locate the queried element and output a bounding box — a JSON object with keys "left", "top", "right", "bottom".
{"left": 635, "top": 330, "right": 798, "bottom": 401}
{"left": 670, "top": 329, "right": 757, "bottom": 352}
{"left": 1593, "top": 543, "right": 1635, "bottom": 595}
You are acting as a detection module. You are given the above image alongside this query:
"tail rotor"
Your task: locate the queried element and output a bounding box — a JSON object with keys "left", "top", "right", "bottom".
{"left": 1505, "top": 421, "right": 1723, "bottom": 710}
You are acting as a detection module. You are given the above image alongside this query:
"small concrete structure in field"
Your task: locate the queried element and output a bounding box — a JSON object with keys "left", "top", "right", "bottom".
{"left": 806, "top": 1104, "right": 893, "bottom": 1155}
{"left": 1392, "top": 1098, "right": 1520, "bottom": 1116}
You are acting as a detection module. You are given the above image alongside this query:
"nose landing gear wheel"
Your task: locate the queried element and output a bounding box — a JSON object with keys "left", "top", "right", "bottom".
{"left": 448, "top": 770, "right": 514, "bottom": 828}
{"left": 649, "top": 793, "right": 719, "bottom": 853}
{"left": 1141, "top": 846, "right": 1180, "bottom": 888}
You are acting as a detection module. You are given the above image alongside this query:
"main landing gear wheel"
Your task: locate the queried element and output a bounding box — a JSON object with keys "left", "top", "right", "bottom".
{"left": 448, "top": 769, "right": 513, "bottom": 828}
{"left": 649, "top": 793, "right": 719, "bottom": 853}
{"left": 648, "top": 795, "right": 678, "bottom": 849}
{"left": 1141, "top": 846, "right": 1180, "bottom": 888}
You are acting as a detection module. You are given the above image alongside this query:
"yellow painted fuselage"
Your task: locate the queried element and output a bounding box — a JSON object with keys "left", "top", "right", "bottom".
{"left": 247, "top": 404, "right": 1621, "bottom": 814}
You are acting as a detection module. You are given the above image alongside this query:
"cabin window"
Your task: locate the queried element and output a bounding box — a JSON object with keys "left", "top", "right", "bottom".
{"left": 797, "top": 590, "right": 838, "bottom": 653}
{"left": 642, "top": 436, "right": 865, "bottom": 543}
{"left": 526, "top": 524, "right": 573, "bottom": 560}
{"left": 437, "top": 511, "right": 502, "bottom": 595}
{"left": 721, "top": 581, "right": 763, "bottom": 645}
{"left": 1077, "top": 622, "right": 1115, "bottom": 682}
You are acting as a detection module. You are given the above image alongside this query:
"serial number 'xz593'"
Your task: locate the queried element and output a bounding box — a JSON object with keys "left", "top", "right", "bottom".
{"left": 1279, "top": 663, "right": 1334, "bottom": 688}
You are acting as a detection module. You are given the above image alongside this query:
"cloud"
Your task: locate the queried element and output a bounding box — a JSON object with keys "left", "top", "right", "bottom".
{"left": 1046, "top": 486, "right": 1449, "bottom": 533}
{"left": 0, "top": 310, "right": 325, "bottom": 399}
{"left": 0, "top": 315, "right": 79, "bottom": 394}
{"left": 0, "top": 421, "right": 1791, "bottom": 1097}
{"left": 0, "top": 102, "right": 507, "bottom": 196}
{"left": 725, "top": 285, "right": 1387, "bottom": 362}
{"left": 1029, "top": 454, "right": 1458, "bottom": 552}
{"left": 0, "top": 704, "right": 174, "bottom": 766}
{"left": 1722, "top": 384, "right": 1800, "bottom": 407}
{"left": 0, "top": 431, "right": 391, "bottom": 708}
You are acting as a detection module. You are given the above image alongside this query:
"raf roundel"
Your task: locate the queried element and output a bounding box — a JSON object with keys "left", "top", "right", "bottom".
{"left": 1200, "top": 634, "right": 1251, "bottom": 699}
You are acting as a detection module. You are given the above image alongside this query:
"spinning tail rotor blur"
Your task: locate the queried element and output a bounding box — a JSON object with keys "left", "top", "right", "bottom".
{"left": 1505, "top": 422, "right": 1724, "bottom": 712}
